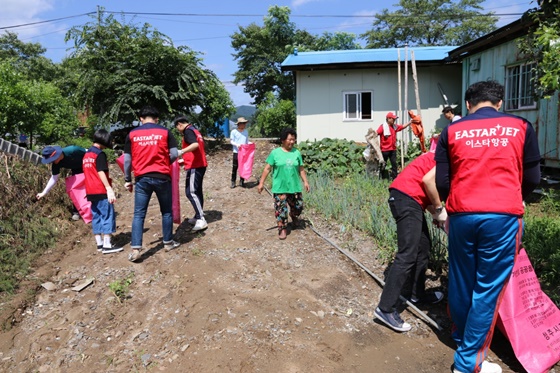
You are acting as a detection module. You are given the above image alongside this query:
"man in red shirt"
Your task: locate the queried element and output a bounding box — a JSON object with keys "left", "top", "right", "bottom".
{"left": 124, "top": 106, "right": 181, "bottom": 262}
{"left": 374, "top": 150, "right": 446, "bottom": 332}
{"left": 376, "top": 112, "right": 411, "bottom": 179}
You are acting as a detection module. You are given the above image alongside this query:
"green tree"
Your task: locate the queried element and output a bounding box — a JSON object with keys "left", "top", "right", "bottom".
{"left": 0, "top": 32, "right": 60, "bottom": 82}
{"left": 65, "top": 10, "right": 234, "bottom": 132}
{"left": 312, "top": 32, "right": 362, "bottom": 51}
{"left": 518, "top": 1, "right": 560, "bottom": 99}
{"left": 251, "top": 92, "right": 295, "bottom": 137}
{"left": 0, "top": 61, "right": 79, "bottom": 146}
{"left": 361, "top": 0, "right": 497, "bottom": 48}
{"left": 231, "top": 6, "right": 323, "bottom": 105}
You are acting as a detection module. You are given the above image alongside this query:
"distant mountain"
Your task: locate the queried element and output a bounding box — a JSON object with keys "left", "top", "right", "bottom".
{"left": 232, "top": 105, "right": 256, "bottom": 122}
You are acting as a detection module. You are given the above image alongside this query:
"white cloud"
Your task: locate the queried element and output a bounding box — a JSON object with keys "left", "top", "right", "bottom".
{"left": 0, "top": 0, "right": 56, "bottom": 39}
{"left": 335, "top": 9, "right": 377, "bottom": 34}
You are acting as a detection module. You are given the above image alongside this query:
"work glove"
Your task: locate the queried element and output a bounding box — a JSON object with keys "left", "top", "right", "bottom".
{"left": 106, "top": 187, "right": 116, "bottom": 203}
{"left": 432, "top": 207, "right": 448, "bottom": 227}
{"left": 124, "top": 182, "right": 133, "bottom": 193}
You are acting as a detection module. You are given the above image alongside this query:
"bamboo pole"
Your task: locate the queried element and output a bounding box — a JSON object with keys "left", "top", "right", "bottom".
{"left": 411, "top": 50, "right": 421, "bottom": 116}
{"left": 402, "top": 44, "right": 408, "bottom": 169}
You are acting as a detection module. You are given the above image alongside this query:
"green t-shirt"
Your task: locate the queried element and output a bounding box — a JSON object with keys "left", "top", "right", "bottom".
{"left": 265, "top": 147, "right": 303, "bottom": 194}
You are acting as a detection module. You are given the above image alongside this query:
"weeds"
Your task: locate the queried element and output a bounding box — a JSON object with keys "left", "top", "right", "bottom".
{"left": 109, "top": 273, "right": 134, "bottom": 303}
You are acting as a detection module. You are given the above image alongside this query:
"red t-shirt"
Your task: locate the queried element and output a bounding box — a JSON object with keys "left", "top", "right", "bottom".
{"left": 389, "top": 152, "right": 435, "bottom": 209}
{"left": 377, "top": 123, "right": 404, "bottom": 151}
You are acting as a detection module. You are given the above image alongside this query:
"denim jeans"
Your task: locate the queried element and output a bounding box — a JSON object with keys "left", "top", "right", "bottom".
{"left": 131, "top": 176, "right": 173, "bottom": 248}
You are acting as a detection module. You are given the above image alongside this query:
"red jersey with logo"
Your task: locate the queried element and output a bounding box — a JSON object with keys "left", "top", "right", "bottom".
{"left": 126, "top": 123, "right": 174, "bottom": 179}
{"left": 377, "top": 124, "right": 404, "bottom": 151}
{"left": 83, "top": 146, "right": 112, "bottom": 200}
{"left": 182, "top": 125, "right": 208, "bottom": 169}
{"left": 437, "top": 107, "right": 540, "bottom": 215}
{"left": 389, "top": 152, "right": 435, "bottom": 209}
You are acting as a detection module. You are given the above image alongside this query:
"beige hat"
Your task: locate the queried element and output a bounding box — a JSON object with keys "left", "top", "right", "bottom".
{"left": 236, "top": 117, "right": 248, "bottom": 124}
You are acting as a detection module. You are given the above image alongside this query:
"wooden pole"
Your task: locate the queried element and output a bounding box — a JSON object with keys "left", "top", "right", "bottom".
{"left": 411, "top": 50, "right": 421, "bottom": 116}
{"left": 402, "top": 44, "right": 408, "bottom": 169}
{"left": 397, "top": 48, "right": 402, "bottom": 131}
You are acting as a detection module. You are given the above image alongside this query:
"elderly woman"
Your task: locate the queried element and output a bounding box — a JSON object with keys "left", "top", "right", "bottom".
{"left": 257, "top": 128, "right": 310, "bottom": 240}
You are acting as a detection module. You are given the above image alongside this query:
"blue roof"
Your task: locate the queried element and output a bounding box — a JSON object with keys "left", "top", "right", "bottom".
{"left": 281, "top": 46, "right": 455, "bottom": 70}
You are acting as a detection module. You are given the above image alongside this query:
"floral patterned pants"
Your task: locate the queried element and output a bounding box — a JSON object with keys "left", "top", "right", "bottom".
{"left": 273, "top": 193, "right": 303, "bottom": 231}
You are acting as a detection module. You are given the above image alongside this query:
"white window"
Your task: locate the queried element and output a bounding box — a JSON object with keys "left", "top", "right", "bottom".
{"left": 505, "top": 62, "right": 537, "bottom": 111}
{"left": 343, "top": 91, "right": 372, "bottom": 120}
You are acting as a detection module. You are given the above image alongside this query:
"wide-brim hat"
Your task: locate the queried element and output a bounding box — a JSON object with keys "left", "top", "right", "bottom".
{"left": 236, "top": 117, "right": 249, "bottom": 124}
{"left": 41, "top": 145, "right": 63, "bottom": 164}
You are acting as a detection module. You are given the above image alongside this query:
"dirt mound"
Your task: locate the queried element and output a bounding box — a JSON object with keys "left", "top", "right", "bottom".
{"left": 0, "top": 141, "right": 527, "bottom": 372}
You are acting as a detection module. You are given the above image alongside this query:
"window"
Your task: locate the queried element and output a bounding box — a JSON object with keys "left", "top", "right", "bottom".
{"left": 343, "top": 91, "right": 372, "bottom": 120}
{"left": 505, "top": 62, "right": 537, "bottom": 111}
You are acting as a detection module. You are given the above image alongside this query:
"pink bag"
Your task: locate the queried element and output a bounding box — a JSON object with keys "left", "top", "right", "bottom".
{"left": 65, "top": 174, "right": 92, "bottom": 224}
{"left": 238, "top": 143, "right": 255, "bottom": 180}
{"left": 171, "top": 160, "right": 181, "bottom": 224}
{"left": 116, "top": 154, "right": 125, "bottom": 173}
{"left": 116, "top": 154, "right": 181, "bottom": 224}
{"left": 497, "top": 248, "right": 560, "bottom": 373}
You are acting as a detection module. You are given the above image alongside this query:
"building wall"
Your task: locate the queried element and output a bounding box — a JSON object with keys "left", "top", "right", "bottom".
{"left": 461, "top": 40, "right": 560, "bottom": 168}
{"left": 294, "top": 65, "right": 462, "bottom": 144}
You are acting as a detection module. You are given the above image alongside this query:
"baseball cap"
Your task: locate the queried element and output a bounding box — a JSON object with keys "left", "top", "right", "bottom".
{"left": 386, "top": 112, "right": 398, "bottom": 119}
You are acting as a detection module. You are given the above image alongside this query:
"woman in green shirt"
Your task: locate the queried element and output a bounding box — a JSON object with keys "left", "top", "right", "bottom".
{"left": 258, "top": 128, "right": 310, "bottom": 240}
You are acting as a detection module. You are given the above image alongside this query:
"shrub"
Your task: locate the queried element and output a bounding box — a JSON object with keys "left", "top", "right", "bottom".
{"left": 298, "top": 138, "right": 365, "bottom": 178}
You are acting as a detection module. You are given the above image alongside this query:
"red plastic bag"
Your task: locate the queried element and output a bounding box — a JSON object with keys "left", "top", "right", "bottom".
{"left": 116, "top": 154, "right": 181, "bottom": 224}
{"left": 65, "top": 174, "right": 92, "bottom": 224}
{"left": 238, "top": 143, "right": 255, "bottom": 180}
{"left": 171, "top": 160, "right": 181, "bottom": 224}
{"left": 497, "top": 248, "right": 560, "bottom": 373}
{"left": 116, "top": 154, "right": 125, "bottom": 173}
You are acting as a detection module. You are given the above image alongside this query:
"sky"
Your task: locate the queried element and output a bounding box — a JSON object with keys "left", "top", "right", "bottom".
{"left": 1, "top": 0, "right": 539, "bottom": 107}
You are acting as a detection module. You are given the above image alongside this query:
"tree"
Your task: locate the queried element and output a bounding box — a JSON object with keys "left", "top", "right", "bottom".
{"left": 518, "top": 1, "right": 560, "bottom": 99}
{"left": 64, "top": 10, "right": 234, "bottom": 132}
{"left": 231, "top": 6, "right": 299, "bottom": 106}
{"left": 312, "top": 32, "right": 362, "bottom": 51}
{"left": 0, "top": 61, "right": 79, "bottom": 146}
{"left": 0, "top": 32, "right": 60, "bottom": 82}
{"left": 250, "top": 92, "right": 295, "bottom": 137}
{"left": 361, "top": 0, "right": 498, "bottom": 48}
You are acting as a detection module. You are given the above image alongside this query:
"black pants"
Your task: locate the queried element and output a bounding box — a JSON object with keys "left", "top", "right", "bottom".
{"left": 381, "top": 150, "right": 398, "bottom": 179}
{"left": 378, "top": 189, "right": 431, "bottom": 312}
{"left": 231, "top": 153, "right": 244, "bottom": 184}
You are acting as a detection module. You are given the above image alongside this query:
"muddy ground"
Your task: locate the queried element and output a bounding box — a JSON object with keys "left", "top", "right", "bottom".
{"left": 0, "top": 141, "right": 542, "bottom": 372}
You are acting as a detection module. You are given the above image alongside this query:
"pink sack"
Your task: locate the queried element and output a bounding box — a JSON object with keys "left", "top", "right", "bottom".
{"left": 497, "top": 248, "right": 560, "bottom": 373}
{"left": 116, "top": 154, "right": 180, "bottom": 223}
{"left": 171, "top": 160, "right": 181, "bottom": 224}
{"left": 65, "top": 174, "right": 92, "bottom": 224}
{"left": 238, "top": 142, "right": 255, "bottom": 180}
{"left": 116, "top": 154, "right": 125, "bottom": 173}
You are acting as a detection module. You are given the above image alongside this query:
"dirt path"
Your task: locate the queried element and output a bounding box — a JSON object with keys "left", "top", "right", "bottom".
{"left": 0, "top": 141, "right": 526, "bottom": 372}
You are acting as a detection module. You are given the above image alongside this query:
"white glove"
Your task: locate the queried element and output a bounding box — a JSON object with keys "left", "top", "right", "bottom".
{"left": 432, "top": 207, "right": 448, "bottom": 227}
{"left": 124, "top": 182, "right": 133, "bottom": 192}
{"left": 106, "top": 187, "right": 116, "bottom": 203}
{"left": 36, "top": 192, "right": 46, "bottom": 200}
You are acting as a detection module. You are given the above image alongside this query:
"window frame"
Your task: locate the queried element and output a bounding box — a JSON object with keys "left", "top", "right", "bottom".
{"left": 505, "top": 62, "right": 537, "bottom": 111}
{"left": 342, "top": 91, "right": 373, "bottom": 121}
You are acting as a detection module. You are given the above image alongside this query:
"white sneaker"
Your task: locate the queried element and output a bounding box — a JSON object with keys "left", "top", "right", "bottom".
{"left": 164, "top": 240, "right": 181, "bottom": 252}
{"left": 187, "top": 218, "right": 197, "bottom": 225}
{"left": 191, "top": 218, "right": 208, "bottom": 231}
{"left": 453, "top": 361, "right": 502, "bottom": 373}
{"left": 102, "top": 246, "right": 124, "bottom": 254}
{"left": 71, "top": 213, "right": 80, "bottom": 221}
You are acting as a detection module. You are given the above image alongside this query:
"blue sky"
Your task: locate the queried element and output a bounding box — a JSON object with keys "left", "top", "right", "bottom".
{"left": 1, "top": 0, "right": 538, "bottom": 106}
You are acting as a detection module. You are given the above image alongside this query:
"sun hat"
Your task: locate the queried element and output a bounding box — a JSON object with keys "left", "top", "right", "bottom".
{"left": 41, "top": 145, "right": 63, "bottom": 164}
{"left": 386, "top": 112, "right": 398, "bottom": 119}
{"left": 236, "top": 117, "right": 249, "bottom": 124}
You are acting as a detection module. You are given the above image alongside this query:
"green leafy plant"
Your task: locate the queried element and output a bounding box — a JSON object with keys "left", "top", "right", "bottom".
{"left": 109, "top": 273, "right": 134, "bottom": 303}
{"left": 298, "top": 138, "right": 365, "bottom": 178}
